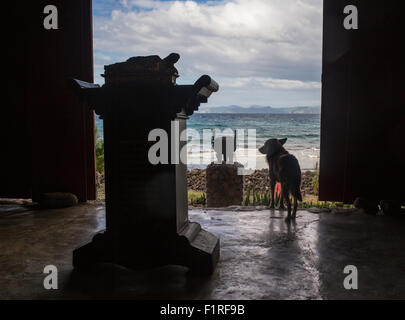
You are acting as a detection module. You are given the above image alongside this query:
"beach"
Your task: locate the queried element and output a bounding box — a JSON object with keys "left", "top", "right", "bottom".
{"left": 96, "top": 113, "right": 321, "bottom": 171}
{"left": 95, "top": 112, "right": 320, "bottom": 200}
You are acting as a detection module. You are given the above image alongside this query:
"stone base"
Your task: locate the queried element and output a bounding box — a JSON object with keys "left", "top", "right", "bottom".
{"left": 39, "top": 192, "right": 78, "bottom": 209}
{"left": 206, "top": 163, "right": 243, "bottom": 207}
{"left": 73, "top": 222, "right": 219, "bottom": 276}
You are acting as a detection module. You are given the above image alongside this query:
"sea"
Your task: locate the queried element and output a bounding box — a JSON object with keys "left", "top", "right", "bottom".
{"left": 95, "top": 113, "right": 320, "bottom": 171}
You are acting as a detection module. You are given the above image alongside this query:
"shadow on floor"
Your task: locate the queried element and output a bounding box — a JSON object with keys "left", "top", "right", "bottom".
{"left": 63, "top": 264, "right": 213, "bottom": 300}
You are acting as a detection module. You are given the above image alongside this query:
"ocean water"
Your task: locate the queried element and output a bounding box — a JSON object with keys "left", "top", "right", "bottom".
{"left": 95, "top": 113, "right": 320, "bottom": 171}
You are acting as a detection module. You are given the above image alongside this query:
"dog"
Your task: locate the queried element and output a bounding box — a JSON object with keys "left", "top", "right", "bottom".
{"left": 259, "top": 138, "right": 302, "bottom": 221}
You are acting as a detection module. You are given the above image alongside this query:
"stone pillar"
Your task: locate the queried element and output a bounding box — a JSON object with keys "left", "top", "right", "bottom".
{"left": 69, "top": 54, "right": 220, "bottom": 275}
{"left": 206, "top": 163, "right": 243, "bottom": 207}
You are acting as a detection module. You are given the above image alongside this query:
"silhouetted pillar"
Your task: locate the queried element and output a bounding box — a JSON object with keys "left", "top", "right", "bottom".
{"left": 69, "top": 54, "right": 220, "bottom": 275}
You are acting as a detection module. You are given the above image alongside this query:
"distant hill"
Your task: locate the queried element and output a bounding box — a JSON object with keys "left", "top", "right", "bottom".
{"left": 198, "top": 105, "right": 321, "bottom": 114}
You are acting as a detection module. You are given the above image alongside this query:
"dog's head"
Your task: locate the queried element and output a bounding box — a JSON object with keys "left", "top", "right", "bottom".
{"left": 259, "top": 138, "right": 287, "bottom": 156}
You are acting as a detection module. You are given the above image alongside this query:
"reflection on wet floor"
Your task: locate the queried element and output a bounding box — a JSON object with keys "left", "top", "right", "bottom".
{"left": 1, "top": 203, "right": 405, "bottom": 299}
{"left": 190, "top": 209, "right": 322, "bottom": 299}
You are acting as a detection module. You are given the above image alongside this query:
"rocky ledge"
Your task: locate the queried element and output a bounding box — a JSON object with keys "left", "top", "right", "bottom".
{"left": 96, "top": 168, "right": 316, "bottom": 200}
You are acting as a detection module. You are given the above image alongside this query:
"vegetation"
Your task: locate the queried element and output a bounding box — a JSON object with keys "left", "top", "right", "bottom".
{"left": 300, "top": 200, "right": 352, "bottom": 209}
{"left": 188, "top": 186, "right": 352, "bottom": 209}
{"left": 188, "top": 190, "right": 206, "bottom": 206}
{"left": 95, "top": 123, "right": 104, "bottom": 174}
{"left": 244, "top": 186, "right": 271, "bottom": 206}
{"left": 242, "top": 182, "right": 353, "bottom": 209}
{"left": 312, "top": 161, "right": 319, "bottom": 196}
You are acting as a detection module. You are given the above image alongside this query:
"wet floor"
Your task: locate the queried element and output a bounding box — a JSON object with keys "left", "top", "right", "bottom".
{"left": 189, "top": 209, "right": 322, "bottom": 299}
{"left": 0, "top": 203, "right": 405, "bottom": 299}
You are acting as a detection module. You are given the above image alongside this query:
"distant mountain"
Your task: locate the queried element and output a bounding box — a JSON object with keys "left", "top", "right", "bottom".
{"left": 198, "top": 105, "right": 321, "bottom": 114}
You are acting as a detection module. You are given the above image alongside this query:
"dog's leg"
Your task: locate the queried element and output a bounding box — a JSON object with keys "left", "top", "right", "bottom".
{"left": 269, "top": 179, "right": 276, "bottom": 209}
{"left": 279, "top": 192, "right": 285, "bottom": 210}
{"left": 282, "top": 184, "right": 292, "bottom": 221}
{"left": 292, "top": 197, "right": 298, "bottom": 219}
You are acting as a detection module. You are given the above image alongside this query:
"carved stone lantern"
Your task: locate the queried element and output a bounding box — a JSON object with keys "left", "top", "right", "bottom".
{"left": 69, "top": 53, "right": 220, "bottom": 275}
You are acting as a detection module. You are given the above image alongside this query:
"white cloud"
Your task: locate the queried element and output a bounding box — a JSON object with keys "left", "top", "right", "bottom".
{"left": 222, "top": 77, "right": 321, "bottom": 89}
{"left": 93, "top": 0, "right": 323, "bottom": 106}
{"left": 94, "top": 52, "right": 112, "bottom": 62}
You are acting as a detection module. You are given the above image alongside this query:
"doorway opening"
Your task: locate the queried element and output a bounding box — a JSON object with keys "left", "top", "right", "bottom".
{"left": 92, "top": 0, "right": 324, "bottom": 207}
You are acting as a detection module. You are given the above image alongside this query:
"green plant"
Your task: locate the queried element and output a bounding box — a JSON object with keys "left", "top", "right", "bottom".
{"left": 194, "top": 193, "right": 206, "bottom": 206}
{"left": 312, "top": 161, "right": 319, "bottom": 196}
{"left": 241, "top": 186, "right": 355, "bottom": 210}
{"left": 193, "top": 193, "right": 206, "bottom": 206}
{"left": 188, "top": 191, "right": 206, "bottom": 206}
{"left": 299, "top": 200, "right": 354, "bottom": 209}
{"left": 261, "top": 191, "right": 270, "bottom": 206}
{"left": 275, "top": 191, "right": 281, "bottom": 207}
{"left": 245, "top": 187, "right": 271, "bottom": 206}
{"left": 95, "top": 123, "right": 105, "bottom": 174}
{"left": 254, "top": 189, "right": 259, "bottom": 205}
{"left": 244, "top": 186, "right": 252, "bottom": 206}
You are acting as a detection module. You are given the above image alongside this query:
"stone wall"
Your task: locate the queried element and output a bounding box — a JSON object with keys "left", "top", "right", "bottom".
{"left": 188, "top": 168, "right": 315, "bottom": 197}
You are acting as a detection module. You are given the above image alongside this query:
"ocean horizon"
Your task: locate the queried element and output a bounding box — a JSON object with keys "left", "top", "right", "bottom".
{"left": 95, "top": 113, "right": 320, "bottom": 171}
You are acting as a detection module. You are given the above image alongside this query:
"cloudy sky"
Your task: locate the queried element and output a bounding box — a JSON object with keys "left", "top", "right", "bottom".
{"left": 93, "top": 0, "right": 323, "bottom": 108}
